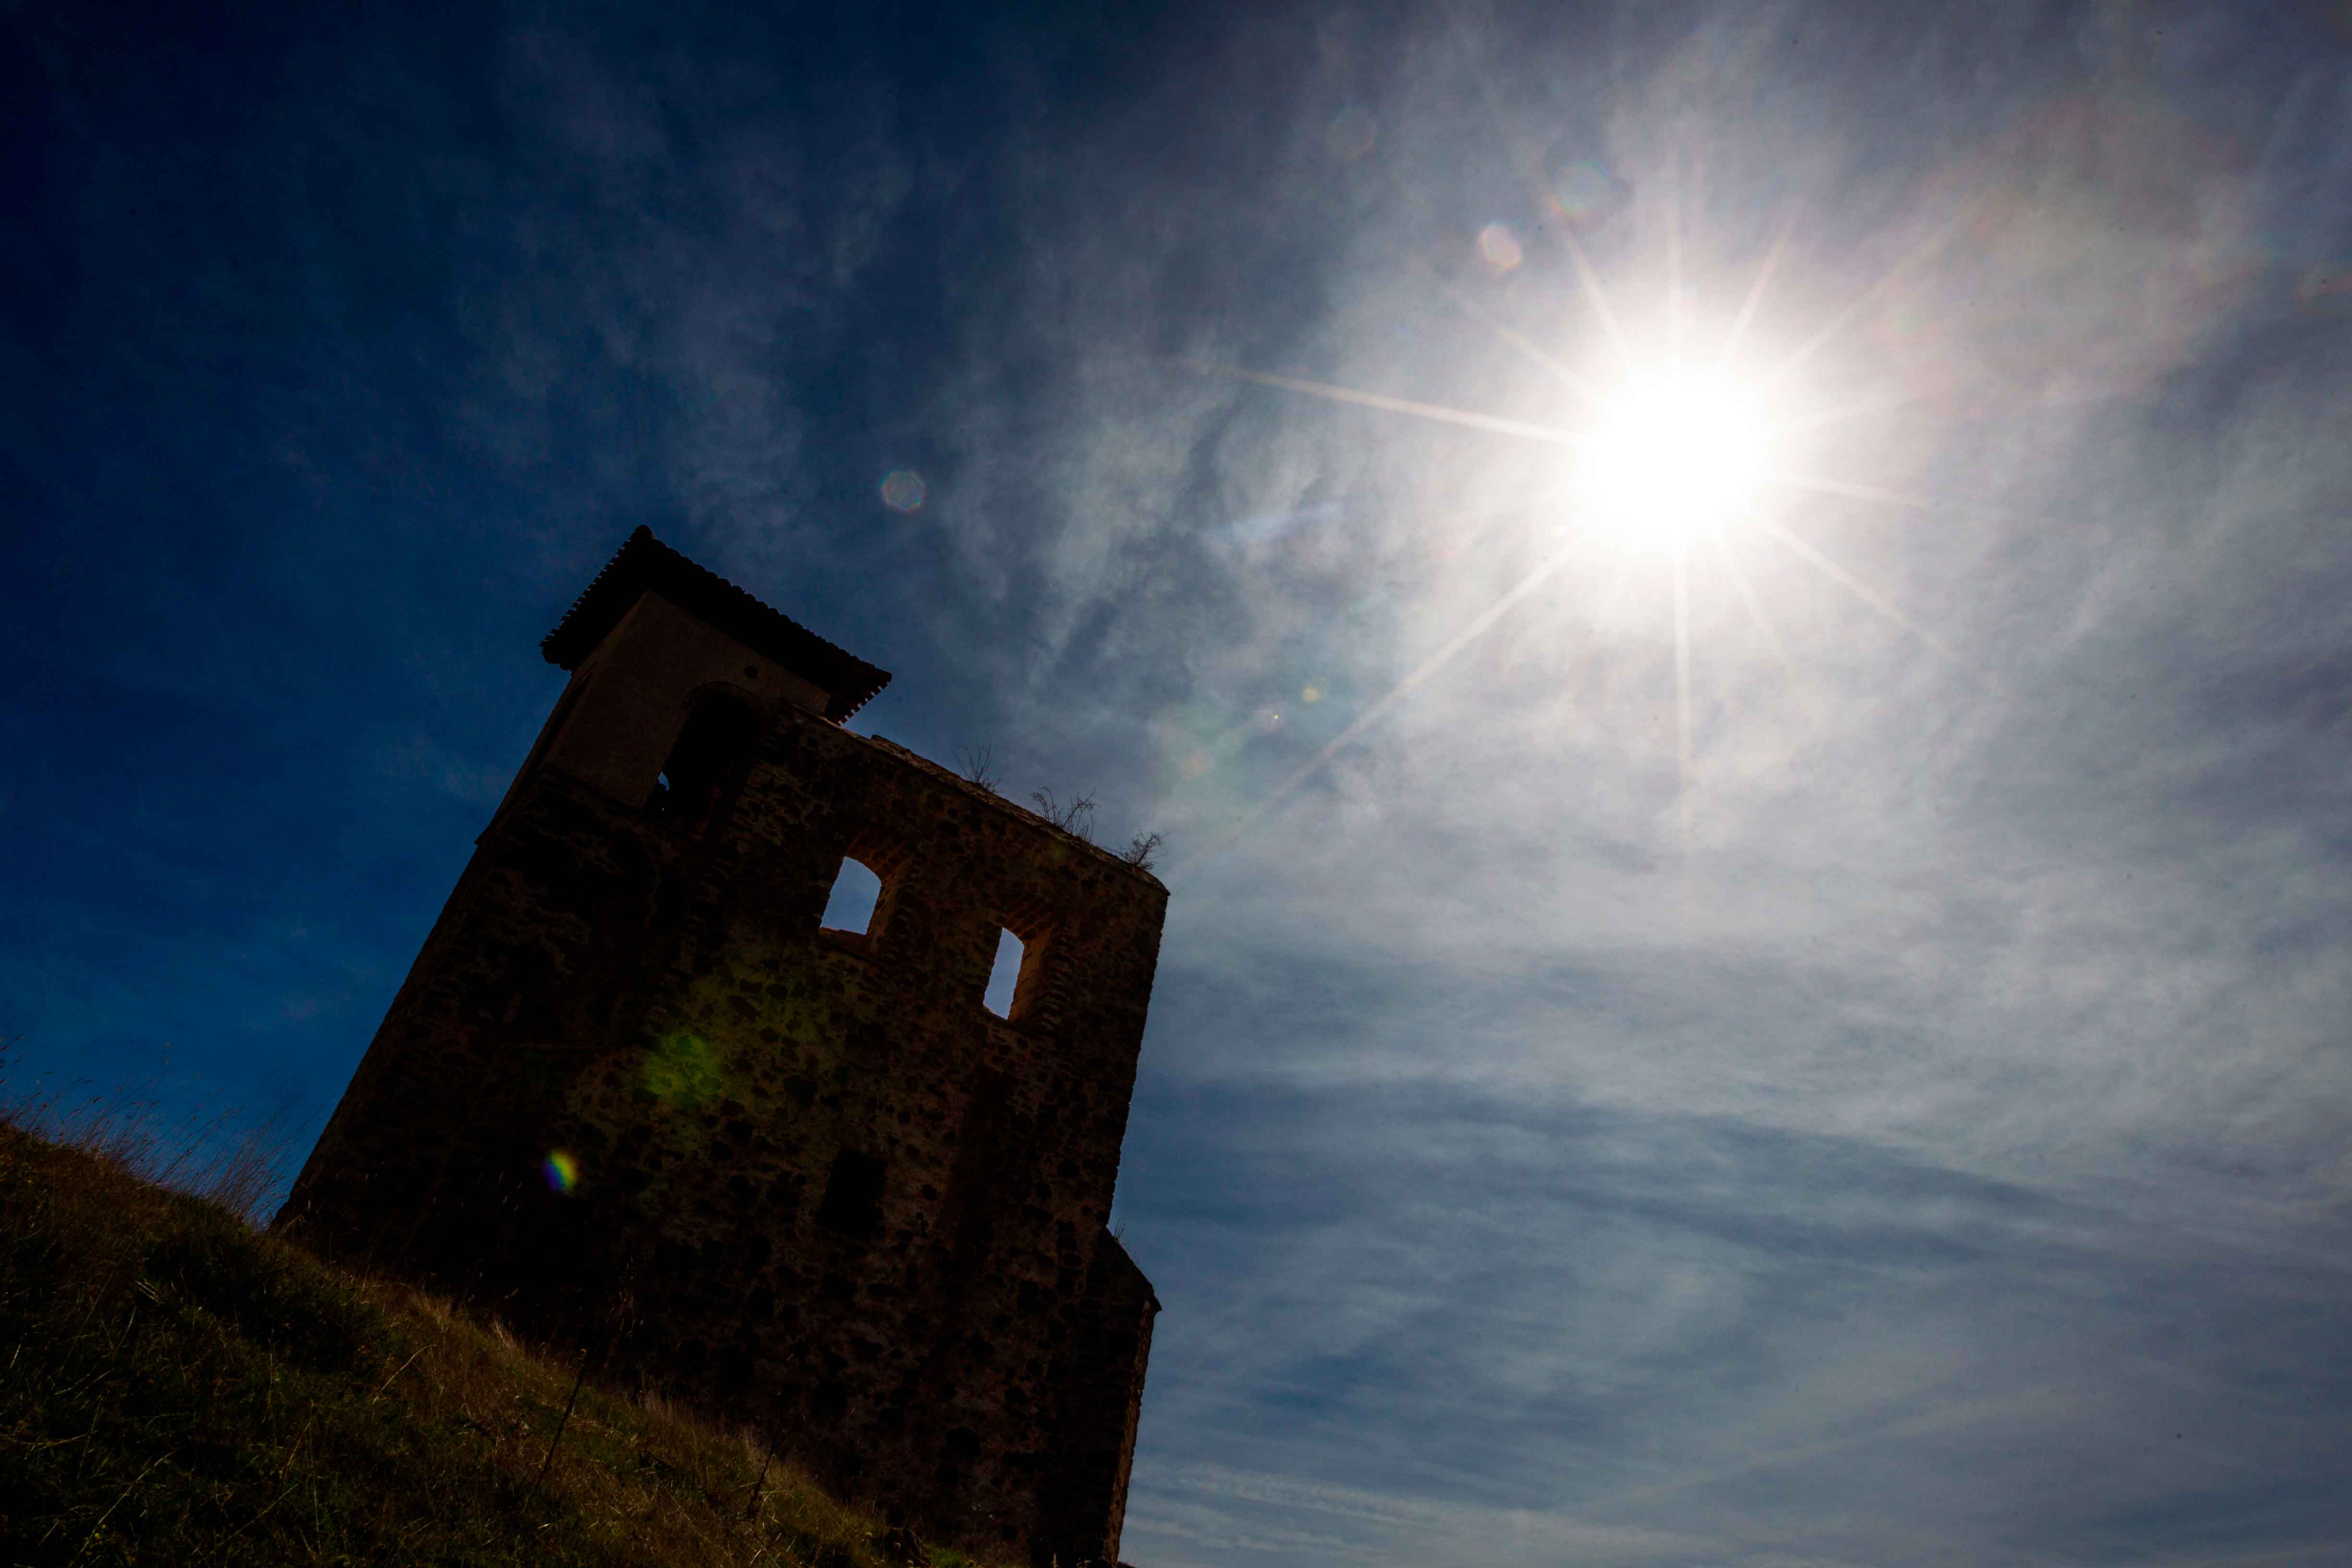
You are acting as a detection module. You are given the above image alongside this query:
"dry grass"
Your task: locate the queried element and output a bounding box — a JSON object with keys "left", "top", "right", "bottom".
{"left": 0, "top": 1043, "right": 306, "bottom": 1226}
{"left": 0, "top": 1115, "right": 992, "bottom": 1568}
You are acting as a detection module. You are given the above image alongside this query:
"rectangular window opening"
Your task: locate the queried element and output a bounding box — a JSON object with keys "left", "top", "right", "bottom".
{"left": 815, "top": 1149, "right": 885, "bottom": 1242}
{"left": 648, "top": 692, "right": 760, "bottom": 833}
{"left": 819, "top": 857, "right": 883, "bottom": 936}
{"left": 981, "top": 928, "right": 1025, "bottom": 1018}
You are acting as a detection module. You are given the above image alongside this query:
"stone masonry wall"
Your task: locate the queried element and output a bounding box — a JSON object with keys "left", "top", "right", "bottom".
{"left": 279, "top": 598, "right": 1166, "bottom": 1564}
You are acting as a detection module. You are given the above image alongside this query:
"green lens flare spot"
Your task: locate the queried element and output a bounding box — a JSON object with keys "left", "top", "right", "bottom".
{"left": 641, "top": 1032, "right": 721, "bottom": 1110}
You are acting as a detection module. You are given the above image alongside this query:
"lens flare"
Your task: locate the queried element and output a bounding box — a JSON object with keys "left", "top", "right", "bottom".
{"left": 543, "top": 1149, "right": 580, "bottom": 1194}
{"left": 1551, "top": 160, "right": 1617, "bottom": 224}
{"left": 1478, "top": 223, "right": 1524, "bottom": 270}
{"left": 1582, "top": 365, "right": 1771, "bottom": 549}
{"left": 642, "top": 1031, "right": 720, "bottom": 1109}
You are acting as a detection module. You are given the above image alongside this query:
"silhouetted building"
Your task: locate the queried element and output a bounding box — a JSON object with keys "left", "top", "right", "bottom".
{"left": 278, "top": 527, "right": 1164, "bottom": 1564}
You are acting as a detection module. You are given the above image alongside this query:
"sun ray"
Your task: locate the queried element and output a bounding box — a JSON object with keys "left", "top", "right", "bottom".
{"left": 1755, "top": 516, "right": 1980, "bottom": 676}
{"left": 1760, "top": 467, "right": 2009, "bottom": 521}
{"left": 1666, "top": 154, "right": 1685, "bottom": 361}
{"left": 1434, "top": 481, "right": 1587, "bottom": 566}
{"left": 1172, "top": 124, "right": 2006, "bottom": 883}
{"left": 1767, "top": 195, "right": 1984, "bottom": 386}
{"left": 1180, "top": 546, "right": 1580, "bottom": 870}
{"left": 1770, "top": 388, "right": 1932, "bottom": 438}
{"left": 1588, "top": 546, "right": 1644, "bottom": 631}
{"left": 1672, "top": 539, "right": 1694, "bottom": 861}
{"left": 1198, "top": 363, "right": 1586, "bottom": 447}
{"left": 1543, "top": 207, "right": 1639, "bottom": 371}
{"left": 1430, "top": 271, "right": 1604, "bottom": 403}
{"left": 1717, "top": 206, "right": 1797, "bottom": 372}
{"left": 1441, "top": 2, "right": 1636, "bottom": 368}
{"left": 1708, "top": 527, "right": 1803, "bottom": 684}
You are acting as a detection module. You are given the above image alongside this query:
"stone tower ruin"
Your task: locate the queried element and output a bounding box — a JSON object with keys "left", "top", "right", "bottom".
{"left": 277, "top": 527, "right": 1165, "bottom": 1564}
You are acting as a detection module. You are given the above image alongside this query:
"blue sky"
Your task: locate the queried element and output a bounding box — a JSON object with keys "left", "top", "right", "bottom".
{"left": 7, "top": 1, "right": 2352, "bottom": 1562}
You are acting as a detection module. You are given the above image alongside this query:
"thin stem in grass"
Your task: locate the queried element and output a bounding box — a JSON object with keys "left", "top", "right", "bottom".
{"left": 535, "top": 1350, "right": 590, "bottom": 1487}
{"left": 371, "top": 1346, "right": 424, "bottom": 1402}
{"left": 199, "top": 1479, "right": 301, "bottom": 1564}
{"left": 68, "top": 1450, "right": 175, "bottom": 1565}
{"left": 746, "top": 1440, "right": 775, "bottom": 1520}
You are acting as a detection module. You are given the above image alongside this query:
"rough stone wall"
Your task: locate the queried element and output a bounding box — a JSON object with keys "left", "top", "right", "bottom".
{"left": 1044, "top": 1236, "right": 1159, "bottom": 1562}
{"left": 279, "top": 590, "right": 1165, "bottom": 1564}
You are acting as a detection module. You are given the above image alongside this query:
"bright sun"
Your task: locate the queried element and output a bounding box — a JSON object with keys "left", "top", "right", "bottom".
{"left": 1198, "top": 235, "right": 1957, "bottom": 867}
{"left": 1582, "top": 365, "right": 1773, "bottom": 550}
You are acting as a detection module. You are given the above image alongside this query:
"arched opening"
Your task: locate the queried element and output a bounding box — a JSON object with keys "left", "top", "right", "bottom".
{"left": 819, "top": 858, "right": 884, "bottom": 936}
{"left": 648, "top": 691, "right": 760, "bottom": 833}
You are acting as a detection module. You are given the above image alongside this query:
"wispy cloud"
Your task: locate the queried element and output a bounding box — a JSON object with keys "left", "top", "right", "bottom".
{"left": 9, "top": 0, "right": 2352, "bottom": 1561}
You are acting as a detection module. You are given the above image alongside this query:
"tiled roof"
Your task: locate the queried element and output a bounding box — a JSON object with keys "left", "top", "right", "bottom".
{"left": 541, "top": 527, "right": 892, "bottom": 721}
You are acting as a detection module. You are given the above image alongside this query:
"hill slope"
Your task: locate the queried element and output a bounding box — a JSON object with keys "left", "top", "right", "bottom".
{"left": 0, "top": 1121, "right": 980, "bottom": 1568}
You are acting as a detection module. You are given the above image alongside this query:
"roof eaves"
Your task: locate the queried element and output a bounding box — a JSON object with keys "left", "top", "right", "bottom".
{"left": 540, "top": 527, "right": 892, "bottom": 721}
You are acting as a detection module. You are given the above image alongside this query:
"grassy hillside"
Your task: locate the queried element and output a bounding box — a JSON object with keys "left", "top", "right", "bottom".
{"left": 0, "top": 1119, "right": 984, "bottom": 1568}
